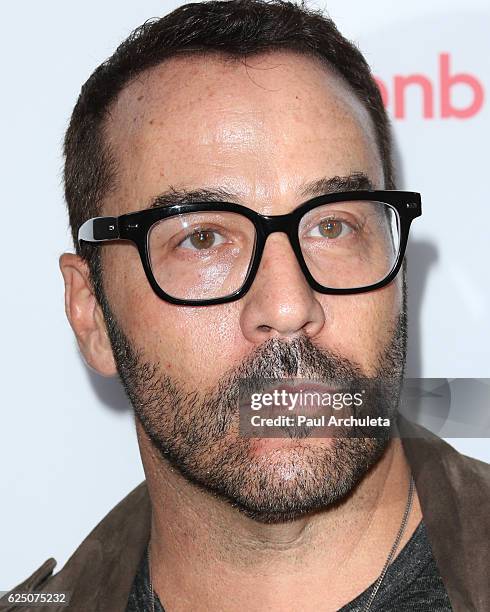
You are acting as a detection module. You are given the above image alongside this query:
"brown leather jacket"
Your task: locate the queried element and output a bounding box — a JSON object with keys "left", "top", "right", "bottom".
{"left": 2, "top": 418, "right": 489, "bottom": 611}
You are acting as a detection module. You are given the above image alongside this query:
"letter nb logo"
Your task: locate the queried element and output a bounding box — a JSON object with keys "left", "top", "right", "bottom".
{"left": 375, "top": 53, "right": 485, "bottom": 119}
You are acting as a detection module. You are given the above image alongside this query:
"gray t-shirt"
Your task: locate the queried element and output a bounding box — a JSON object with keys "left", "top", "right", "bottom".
{"left": 126, "top": 520, "right": 452, "bottom": 611}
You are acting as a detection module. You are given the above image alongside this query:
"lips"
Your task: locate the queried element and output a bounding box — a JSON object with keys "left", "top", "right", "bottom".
{"left": 252, "top": 380, "right": 340, "bottom": 413}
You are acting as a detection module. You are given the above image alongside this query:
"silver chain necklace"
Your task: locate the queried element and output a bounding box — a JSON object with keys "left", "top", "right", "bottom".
{"left": 147, "top": 475, "right": 414, "bottom": 612}
{"left": 361, "top": 474, "right": 415, "bottom": 612}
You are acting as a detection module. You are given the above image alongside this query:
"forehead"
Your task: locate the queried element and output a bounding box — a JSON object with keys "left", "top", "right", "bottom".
{"left": 104, "top": 50, "right": 383, "bottom": 215}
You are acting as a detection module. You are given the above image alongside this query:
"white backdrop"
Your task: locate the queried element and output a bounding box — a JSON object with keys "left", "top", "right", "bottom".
{"left": 1, "top": 0, "right": 489, "bottom": 588}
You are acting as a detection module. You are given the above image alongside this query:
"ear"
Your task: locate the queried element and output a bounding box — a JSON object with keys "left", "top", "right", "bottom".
{"left": 59, "top": 253, "right": 117, "bottom": 377}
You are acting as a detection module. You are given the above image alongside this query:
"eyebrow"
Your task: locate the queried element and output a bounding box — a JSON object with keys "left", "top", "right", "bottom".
{"left": 149, "top": 171, "right": 375, "bottom": 209}
{"left": 150, "top": 186, "right": 240, "bottom": 208}
{"left": 300, "top": 172, "right": 375, "bottom": 198}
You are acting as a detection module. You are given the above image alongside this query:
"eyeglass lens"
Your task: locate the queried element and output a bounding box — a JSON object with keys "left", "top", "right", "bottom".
{"left": 147, "top": 200, "right": 400, "bottom": 301}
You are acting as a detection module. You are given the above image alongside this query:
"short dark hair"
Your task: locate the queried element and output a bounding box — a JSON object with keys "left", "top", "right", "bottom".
{"left": 63, "top": 0, "right": 394, "bottom": 299}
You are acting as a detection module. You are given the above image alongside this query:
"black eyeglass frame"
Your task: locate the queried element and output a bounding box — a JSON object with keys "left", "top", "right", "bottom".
{"left": 78, "top": 189, "right": 421, "bottom": 306}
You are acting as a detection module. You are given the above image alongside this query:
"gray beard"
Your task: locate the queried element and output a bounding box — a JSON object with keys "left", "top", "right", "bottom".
{"left": 100, "top": 295, "right": 406, "bottom": 524}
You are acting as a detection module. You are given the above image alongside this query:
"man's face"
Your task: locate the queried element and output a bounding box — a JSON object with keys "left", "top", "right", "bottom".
{"left": 98, "top": 51, "right": 404, "bottom": 522}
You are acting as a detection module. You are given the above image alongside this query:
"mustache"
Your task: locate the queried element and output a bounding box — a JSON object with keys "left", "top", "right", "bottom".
{"left": 209, "top": 334, "right": 366, "bottom": 401}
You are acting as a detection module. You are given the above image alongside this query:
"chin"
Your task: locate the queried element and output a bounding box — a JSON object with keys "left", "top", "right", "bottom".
{"left": 192, "top": 436, "right": 389, "bottom": 524}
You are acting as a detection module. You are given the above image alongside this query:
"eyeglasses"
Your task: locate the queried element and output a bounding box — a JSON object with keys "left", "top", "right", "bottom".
{"left": 78, "top": 190, "right": 421, "bottom": 306}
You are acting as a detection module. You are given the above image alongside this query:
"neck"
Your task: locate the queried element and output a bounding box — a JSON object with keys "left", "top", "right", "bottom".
{"left": 138, "top": 425, "right": 421, "bottom": 612}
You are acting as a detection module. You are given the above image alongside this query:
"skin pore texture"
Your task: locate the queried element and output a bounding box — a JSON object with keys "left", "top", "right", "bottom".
{"left": 60, "top": 51, "right": 422, "bottom": 611}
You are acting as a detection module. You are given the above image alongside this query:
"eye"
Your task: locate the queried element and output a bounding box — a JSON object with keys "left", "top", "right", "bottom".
{"left": 178, "top": 228, "right": 227, "bottom": 250}
{"left": 307, "top": 218, "right": 353, "bottom": 239}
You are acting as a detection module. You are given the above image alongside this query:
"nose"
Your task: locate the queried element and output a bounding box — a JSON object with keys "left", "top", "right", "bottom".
{"left": 239, "top": 232, "right": 326, "bottom": 343}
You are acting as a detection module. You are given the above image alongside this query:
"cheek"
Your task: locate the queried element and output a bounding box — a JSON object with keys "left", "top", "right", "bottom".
{"left": 171, "top": 305, "right": 246, "bottom": 384}
{"left": 139, "top": 304, "right": 247, "bottom": 390}
{"left": 103, "top": 245, "right": 245, "bottom": 385}
{"left": 322, "top": 278, "right": 403, "bottom": 375}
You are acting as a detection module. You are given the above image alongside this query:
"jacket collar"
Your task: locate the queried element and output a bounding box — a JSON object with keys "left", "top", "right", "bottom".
{"left": 398, "top": 415, "right": 490, "bottom": 611}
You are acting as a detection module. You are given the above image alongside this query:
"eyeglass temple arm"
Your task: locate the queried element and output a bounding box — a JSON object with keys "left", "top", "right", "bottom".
{"left": 78, "top": 217, "right": 120, "bottom": 244}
